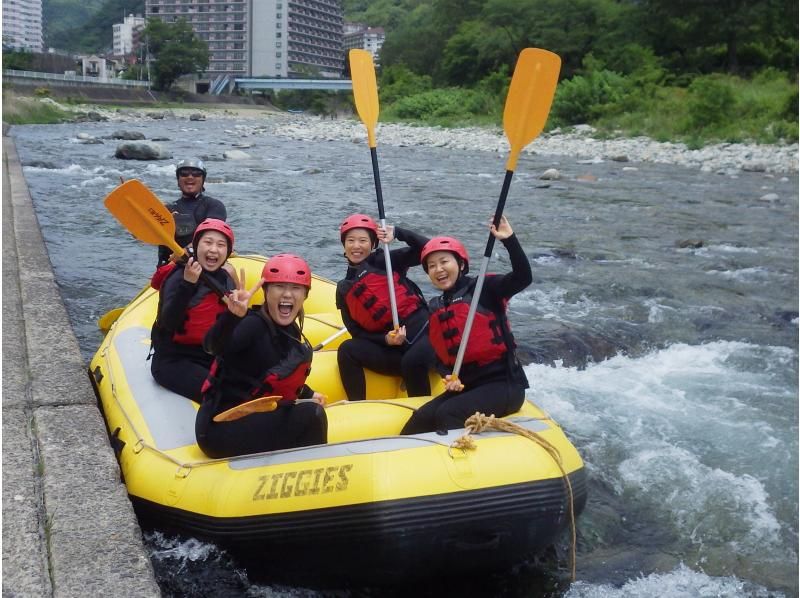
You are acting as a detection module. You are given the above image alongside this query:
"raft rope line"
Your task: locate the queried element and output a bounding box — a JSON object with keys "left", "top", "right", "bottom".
{"left": 450, "top": 412, "right": 578, "bottom": 582}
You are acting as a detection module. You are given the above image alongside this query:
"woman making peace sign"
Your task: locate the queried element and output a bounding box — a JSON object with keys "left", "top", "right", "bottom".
{"left": 196, "top": 254, "right": 327, "bottom": 458}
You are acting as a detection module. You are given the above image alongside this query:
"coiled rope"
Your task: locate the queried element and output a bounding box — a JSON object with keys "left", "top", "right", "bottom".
{"left": 450, "top": 412, "right": 577, "bottom": 581}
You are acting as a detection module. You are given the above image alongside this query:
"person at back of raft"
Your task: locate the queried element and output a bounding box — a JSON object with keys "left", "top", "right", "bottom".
{"left": 336, "top": 213, "right": 436, "bottom": 401}
{"left": 157, "top": 158, "right": 227, "bottom": 268}
{"left": 401, "top": 215, "right": 531, "bottom": 434}
{"left": 196, "top": 254, "right": 328, "bottom": 458}
{"left": 150, "top": 218, "right": 236, "bottom": 402}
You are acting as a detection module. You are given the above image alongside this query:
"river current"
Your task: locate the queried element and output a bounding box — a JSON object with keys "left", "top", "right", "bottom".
{"left": 10, "top": 117, "right": 798, "bottom": 597}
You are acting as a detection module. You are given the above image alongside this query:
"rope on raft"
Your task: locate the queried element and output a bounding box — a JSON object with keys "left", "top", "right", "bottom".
{"left": 451, "top": 412, "right": 578, "bottom": 582}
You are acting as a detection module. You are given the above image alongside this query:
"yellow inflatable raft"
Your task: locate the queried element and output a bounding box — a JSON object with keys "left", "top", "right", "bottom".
{"left": 89, "top": 254, "right": 587, "bottom": 584}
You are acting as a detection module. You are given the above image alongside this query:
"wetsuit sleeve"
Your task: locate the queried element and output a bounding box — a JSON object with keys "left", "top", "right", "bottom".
{"left": 158, "top": 272, "right": 197, "bottom": 331}
{"left": 297, "top": 385, "right": 315, "bottom": 400}
{"left": 390, "top": 227, "right": 430, "bottom": 270}
{"left": 203, "top": 310, "right": 254, "bottom": 355}
{"left": 482, "top": 233, "right": 532, "bottom": 301}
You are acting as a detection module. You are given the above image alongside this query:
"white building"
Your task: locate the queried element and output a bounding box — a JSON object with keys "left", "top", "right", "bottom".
{"left": 80, "top": 54, "right": 113, "bottom": 81}
{"left": 145, "top": 0, "right": 344, "bottom": 87}
{"left": 2, "top": 0, "right": 43, "bottom": 52}
{"left": 343, "top": 23, "right": 384, "bottom": 66}
{"left": 112, "top": 13, "right": 145, "bottom": 56}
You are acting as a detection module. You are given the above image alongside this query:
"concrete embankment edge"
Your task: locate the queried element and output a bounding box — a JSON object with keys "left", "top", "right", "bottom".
{"left": 2, "top": 132, "right": 160, "bottom": 596}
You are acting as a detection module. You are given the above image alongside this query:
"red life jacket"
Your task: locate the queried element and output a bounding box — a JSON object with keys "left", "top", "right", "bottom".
{"left": 248, "top": 337, "right": 312, "bottom": 404}
{"left": 171, "top": 291, "right": 226, "bottom": 345}
{"left": 152, "top": 264, "right": 227, "bottom": 346}
{"left": 428, "top": 278, "right": 510, "bottom": 367}
{"left": 200, "top": 322, "right": 312, "bottom": 406}
{"left": 151, "top": 262, "right": 177, "bottom": 290}
{"left": 343, "top": 263, "right": 424, "bottom": 332}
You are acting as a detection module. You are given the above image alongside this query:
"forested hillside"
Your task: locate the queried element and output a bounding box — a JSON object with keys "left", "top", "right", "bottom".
{"left": 43, "top": 0, "right": 144, "bottom": 52}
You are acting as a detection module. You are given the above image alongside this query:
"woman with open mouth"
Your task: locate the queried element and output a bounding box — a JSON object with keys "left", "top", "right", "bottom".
{"left": 196, "top": 253, "right": 328, "bottom": 458}
{"left": 335, "top": 213, "right": 436, "bottom": 401}
{"left": 150, "top": 218, "right": 236, "bottom": 403}
{"left": 401, "top": 215, "right": 532, "bottom": 434}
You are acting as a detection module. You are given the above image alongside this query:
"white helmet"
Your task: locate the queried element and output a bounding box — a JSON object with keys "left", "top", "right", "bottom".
{"left": 175, "top": 158, "right": 207, "bottom": 178}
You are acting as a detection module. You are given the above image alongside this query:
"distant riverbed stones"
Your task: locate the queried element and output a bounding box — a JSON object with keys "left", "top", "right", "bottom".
{"left": 51, "top": 99, "right": 799, "bottom": 174}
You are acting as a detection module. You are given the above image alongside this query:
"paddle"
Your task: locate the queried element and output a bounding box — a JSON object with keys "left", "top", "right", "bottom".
{"left": 97, "top": 307, "right": 124, "bottom": 332}
{"left": 213, "top": 396, "right": 281, "bottom": 422}
{"left": 104, "top": 179, "right": 229, "bottom": 298}
{"left": 349, "top": 49, "right": 400, "bottom": 331}
{"left": 312, "top": 327, "right": 348, "bottom": 351}
{"left": 212, "top": 395, "right": 327, "bottom": 422}
{"left": 450, "top": 48, "right": 561, "bottom": 383}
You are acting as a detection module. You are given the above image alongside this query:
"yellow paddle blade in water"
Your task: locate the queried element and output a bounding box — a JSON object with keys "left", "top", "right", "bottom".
{"left": 104, "top": 179, "right": 183, "bottom": 255}
{"left": 503, "top": 48, "right": 562, "bottom": 171}
{"left": 97, "top": 307, "right": 124, "bottom": 332}
{"left": 349, "top": 49, "right": 379, "bottom": 147}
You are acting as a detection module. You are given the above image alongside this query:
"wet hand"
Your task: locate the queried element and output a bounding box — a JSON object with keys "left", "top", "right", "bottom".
{"left": 183, "top": 257, "right": 202, "bottom": 284}
{"left": 444, "top": 374, "right": 464, "bottom": 392}
{"left": 386, "top": 325, "right": 406, "bottom": 346}
{"left": 377, "top": 225, "right": 395, "bottom": 244}
{"left": 489, "top": 215, "right": 513, "bottom": 240}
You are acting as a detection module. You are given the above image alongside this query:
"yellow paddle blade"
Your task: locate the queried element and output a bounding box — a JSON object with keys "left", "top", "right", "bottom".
{"left": 104, "top": 179, "right": 183, "bottom": 255}
{"left": 97, "top": 307, "right": 124, "bottom": 332}
{"left": 503, "top": 48, "right": 562, "bottom": 171}
{"left": 212, "top": 396, "right": 281, "bottom": 423}
{"left": 349, "top": 49, "right": 379, "bottom": 147}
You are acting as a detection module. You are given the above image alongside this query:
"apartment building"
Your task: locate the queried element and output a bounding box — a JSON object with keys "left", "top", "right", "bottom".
{"left": 113, "top": 13, "right": 145, "bottom": 57}
{"left": 145, "top": 0, "right": 344, "bottom": 84}
{"left": 2, "top": 0, "right": 43, "bottom": 51}
{"left": 343, "top": 23, "right": 384, "bottom": 67}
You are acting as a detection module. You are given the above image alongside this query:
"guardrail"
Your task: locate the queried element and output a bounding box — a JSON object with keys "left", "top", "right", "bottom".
{"left": 3, "top": 69, "right": 150, "bottom": 88}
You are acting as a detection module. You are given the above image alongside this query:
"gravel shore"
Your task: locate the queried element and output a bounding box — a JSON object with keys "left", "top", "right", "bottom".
{"left": 58, "top": 100, "right": 800, "bottom": 175}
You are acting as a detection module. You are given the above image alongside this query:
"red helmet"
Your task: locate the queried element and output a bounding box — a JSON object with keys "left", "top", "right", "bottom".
{"left": 193, "top": 218, "right": 234, "bottom": 255}
{"left": 421, "top": 236, "right": 469, "bottom": 274}
{"left": 261, "top": 254, "right": 312, "bottom": 287}
{"left": 339, "top": 213, "right": 378, "bottom": 246}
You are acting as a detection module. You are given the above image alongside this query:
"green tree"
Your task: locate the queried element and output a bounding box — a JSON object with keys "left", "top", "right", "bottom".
{"left": 440, "top": 20, "right": 513, "bottom": 85}
{"left": 379, "top": 4, "right": 445, "bottom": 77}
{"left": 641, "top": 0, "right": 797, "bottom": 74}
{"left": 144, "top": 18, "right": 209, "bottom": 91}
{"left": 3, "top": 50, "right": 34, "bottom": 70}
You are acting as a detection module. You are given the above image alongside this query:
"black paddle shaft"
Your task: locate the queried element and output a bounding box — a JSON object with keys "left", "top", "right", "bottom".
{"left": 483, "top": 169, "right": 515, "bottom": 257}
{"left": 175, "top": 254, "right": 229, "bottom": 298}
{"left": 370, "top": 147, "right": 386, "bottom": 220}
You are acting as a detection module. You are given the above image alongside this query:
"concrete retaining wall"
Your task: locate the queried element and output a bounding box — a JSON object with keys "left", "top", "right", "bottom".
{"left": 2, "top": 134, "right": 160, "bottom": 596}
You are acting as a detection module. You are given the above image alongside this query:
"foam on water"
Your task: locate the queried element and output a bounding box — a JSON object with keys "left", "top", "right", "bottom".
{"left": 564, "top": 563, "right": 783, "bottom": 598}
{"left": 707, "top": 266, "right": 775, "bottom": 282}
{"left": 524, "top": 341, "right": 797, "bottom": 583}
{"left": 515, "top": 287, "right": 599, "bottom": 319}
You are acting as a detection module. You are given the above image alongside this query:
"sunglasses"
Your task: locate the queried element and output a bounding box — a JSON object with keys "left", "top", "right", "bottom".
{"left": 178, "top": 169, "right": 204, "bottom": 178}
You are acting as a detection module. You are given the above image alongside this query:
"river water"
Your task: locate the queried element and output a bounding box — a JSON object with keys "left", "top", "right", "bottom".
{"left": 11, "top": 116, "right": 798, "bottom": 597}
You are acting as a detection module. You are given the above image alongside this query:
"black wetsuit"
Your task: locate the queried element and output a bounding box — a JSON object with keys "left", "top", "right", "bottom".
{"left": 336, "top": 227, "right": 436, "bottom": 400}
{"left": 157, "top": 192, "right": 226, "bottom": 267}
{"left": 150, "top": 266, "right": 233, "bottom": 402}
{"left": 401, "top": 234, "right": 532, "bottom": 434}
{"left": 196, "top": 309, "right": 328, "bottom": 458}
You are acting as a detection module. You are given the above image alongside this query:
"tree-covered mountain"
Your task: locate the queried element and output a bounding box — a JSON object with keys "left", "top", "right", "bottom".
{"left": 43, "top": 0, "right": 144, "bottom": 53}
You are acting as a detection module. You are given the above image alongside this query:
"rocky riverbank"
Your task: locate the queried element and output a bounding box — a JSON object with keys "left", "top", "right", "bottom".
{"left": 39, "top": 98, "right": 800, "bottom": 175}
